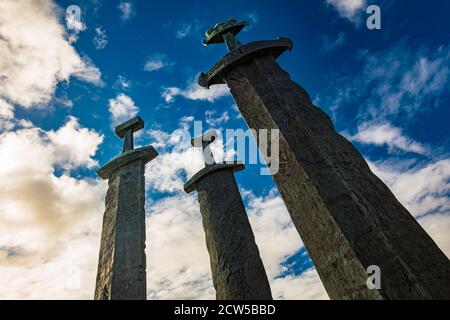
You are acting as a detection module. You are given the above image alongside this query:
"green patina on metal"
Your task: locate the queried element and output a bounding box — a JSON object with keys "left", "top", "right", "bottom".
{"left": 203, "top": 18, "right": 248, "bottom": 51}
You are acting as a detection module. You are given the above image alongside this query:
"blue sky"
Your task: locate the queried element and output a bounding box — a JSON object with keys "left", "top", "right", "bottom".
{"left": 48, "top": 0, "right": 450, "bottom": 174}
{"left": 0, "top": 0, "right": 449, "bottom": 299}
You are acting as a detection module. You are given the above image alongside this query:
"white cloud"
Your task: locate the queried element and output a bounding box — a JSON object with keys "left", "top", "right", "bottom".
{"left": 230, "top": 103, "right": 243, "bottom": 119}
{"left": 0, "top": 99, "right": 14, "bottom": 120}
{"left": 147, "top": 119, "right": 194, "bottom": 150}
{"left": 146, "top": 194, "right": 214, "bottom": 299}
{"left": 316, "top": 35, "right": 450, "bottom": 283}
{"left": 326, "top": 42, "right": 450, "bottom": 122}
{"left": 162, "top": 78, "right": 230, "bottom": 103}
{"left": 93, "top": 27, "right": 108, "bottom": 50}
{"left": 271, "top": 270, "right": 328, "bottom": 300}
{"left": 144, "top": 179, "right": 329, "bottom": 299}
{"left": 3, "top": 121, "right": 448, "bottom": 299}
{"left": 149, "top": 193, "right": 326, "bottom": 299}
{"left": 0, "top": 99, "right": 14, "bottom": 131}
{"left": 16, "top": 119, "right": 33, "bottom": 129}
{"left": 369, "top": 157, "right": 450, "bottom": 259}
{"left": 147, "top": 130, "right": 173, "bottom": 149}
{"left": 0, "top": 1, "right": 330, "bottom": 300}
{"left": 0, "top": 99, "right": 41, "bottom": 132}
{"left": 376, "top": 49, "right": 450, "bottom": 119}
{"left": 179, "top": 116, "right": 195, "bottom": 129}
{"left": 72, "top": 57, "right": 103, "bottom": 86}
{"left": 369, "top": 158, "right": 450, "bottom": 219}
{"left": 0, "top": 118, "right": 105, "bottom": 299}
{"left": 246, "top": 192, "right": 301, "bottom": 275}
{"left": 326, "top": 0, "right": 367, "bottom": 22}
{"left": 401, "top": 54, "right": 450, "bottom": 97}
{"left": 114, "top": 75, "right": 132, "bottom": 91}
{"left": 143, "top": 122, "right": 329, "bottom": 299}
{"left": 316, "top": 39, "right": 449, "bottom": 265}
{"left": 145, "top": 138, "right": 204, "bottom": 193}
{"left": 0, "top": 0, "right": 103, "bottom": 109}
{"left": 47, "top": 117, "right": 104, "bottom": 170}
{"left": 143, "top": 126, "right": 224, "bottom": 299}
{"left": 349, "top": 121, "right": 428, "bottom": 155}
{"left": 145, "top": 121, "right": 237, "bottom": 193}
{"left": 108, "top": 94, "right": 139, "bottom": 126}
{"left": 205, "top": 111, "right": 230, "bottom": 127}
{"left": 175, "top": 24, "right": 192, "bottom": 39}
{"left": 54, "top": 96, "right": 74, "bottom": 109}
{"left": 0, "top": 118, "right": 103, "bottom": 176}
{"left": 162, "top": 88, "right": 181, "bottom": 103}
{"left": 144, "top": 54, "right": 175, "bottom": 72}
{"left": 118, "top": 1, "right": 136, "bottom": 22}
{"left": 244, "top": 190, "right": 329, "bottom": 299}
{"left": 143, "top": 120, "right": 450, "bottom": 299}
{"left": 145, "top": 190, "right": 329, "bottom": 300}
{"left": 146, "top": 146, "right": 203, "bottom": 193}
{"left": 417, "top": 214, "right": 450, "bottom": 259}
{"left": 174, "top": 20, "right": 203, "bottom": 39}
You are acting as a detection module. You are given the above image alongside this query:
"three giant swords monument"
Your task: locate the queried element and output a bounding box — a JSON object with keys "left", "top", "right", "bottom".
{"left": 198, "top": 19, "right": 450, "bottom": 299}
{"left": 91, "top": 19, "right": 450, "bottom": 301}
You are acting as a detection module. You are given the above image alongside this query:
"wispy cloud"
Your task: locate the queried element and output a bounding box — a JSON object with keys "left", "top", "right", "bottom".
{"left": 369, "top": 158, "right": 450, "bottom": 220}
{"left": 247, "top": 12, "right": 259, "bottom": 24}
{"left": 348, "top": 121, "right": 429, "bottom": 155}
{"left": 205, "top": 111, "right": 230, "bottom": 127}
{"left": 118, "top": 1, "right": 136, "bottom": 22}
{"left": 162, "top": 77, "right": 230, "bottom": 103}
{"left": 144, "top": 53, "right": 175, "bottom": 72}
{"left": 174, "top": 20, "right": 203, "bottom": 39}
{"left": 72, "top": 57, "right": 103, "bottom": 86}
{"left": 318, "top": 41, "right": 450, "bottom": 125}
{"left": 321, "top": 32, "right": 347, "bottom": 54}
{"left": 114, "top": 75, "right": 132, "bottom": 91}
{"left": 315, "top": 35, "right": 450, "bottom": 262}
{"left": 176, "top": 24, "right": 192, "bottom": 39}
